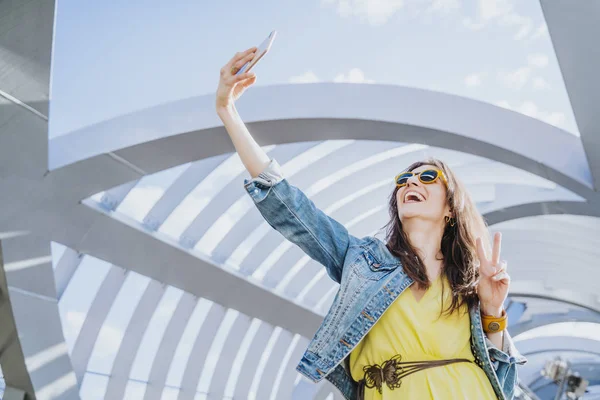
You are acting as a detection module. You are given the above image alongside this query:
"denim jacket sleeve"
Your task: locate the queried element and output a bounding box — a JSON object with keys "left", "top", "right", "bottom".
{"left": 486, "top": 330, "right": 527, "bottom": 398}
{"left": 243, "top": 158, "right": 357, "bottom": 283}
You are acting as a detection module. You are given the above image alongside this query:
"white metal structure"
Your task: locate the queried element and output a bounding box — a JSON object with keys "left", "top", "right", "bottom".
{"left": 0, "top": 1, "right": 599, "bottom": 399}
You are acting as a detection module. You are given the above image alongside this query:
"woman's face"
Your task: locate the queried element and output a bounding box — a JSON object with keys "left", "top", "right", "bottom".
{"left": 396, "top": 164, "right": 451, "bottom": 223}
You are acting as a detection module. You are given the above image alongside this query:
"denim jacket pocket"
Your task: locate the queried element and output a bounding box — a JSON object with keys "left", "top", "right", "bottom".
{"left": 351, "top": 248, "right": 399, "bottom": 280}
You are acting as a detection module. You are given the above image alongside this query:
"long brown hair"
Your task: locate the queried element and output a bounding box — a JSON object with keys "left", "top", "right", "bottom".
{"left": 382, "top": 158, "right": 490, "bottom": 315}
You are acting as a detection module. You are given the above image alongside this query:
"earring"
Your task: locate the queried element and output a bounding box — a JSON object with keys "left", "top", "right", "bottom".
{"left": 444, "top": 215, "right": 456, "bottom": 227}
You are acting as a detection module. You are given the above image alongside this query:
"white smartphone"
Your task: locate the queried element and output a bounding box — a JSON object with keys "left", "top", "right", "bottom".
{"left": 236, "top": 30, "right": 277, "bottom": 75}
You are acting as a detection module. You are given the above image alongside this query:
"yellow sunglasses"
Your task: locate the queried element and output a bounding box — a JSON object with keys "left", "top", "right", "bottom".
{"left": 394, "top": 169, "right": 448, "bottom": 188}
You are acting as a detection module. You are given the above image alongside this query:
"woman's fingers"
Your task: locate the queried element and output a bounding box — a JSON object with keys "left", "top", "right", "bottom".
{"left": 491, "top": 232, "right": 502, "bottom": 267}
{"left": 231, "top": 52, "right": 256, "bottom": 75}
{"left": 492, "top": 260, "right": 509, "bottom": 282}
{"left": 234, "top": 71, "right": 256, "bottom": 83}
{"left": 229, "top": 47, "right": 257, "bottom": 69}
{"left": 475, "top": 237, "right": 487, "bottom": 268}
{"left": 492, "top": 270, "right": 510, "bottom": 284}
{"left": 242, "top": 73, "right": 257, "bottom": 86}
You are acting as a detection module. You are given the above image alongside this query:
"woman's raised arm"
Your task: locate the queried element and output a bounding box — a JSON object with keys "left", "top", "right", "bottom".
{"left": 214, "top": 48, "right": 363, "bottom": 283}
{"left": 215, "top": 46, "right": 270, "bottom": 178}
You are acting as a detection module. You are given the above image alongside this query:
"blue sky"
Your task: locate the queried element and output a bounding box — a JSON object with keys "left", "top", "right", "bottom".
{"left": 49, "top": 0, "right": 577, "bottom": 138}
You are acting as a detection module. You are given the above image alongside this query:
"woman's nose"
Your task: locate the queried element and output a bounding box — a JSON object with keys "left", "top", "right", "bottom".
{"left": 406, "top": 175, "right": 421, "bottom": 186}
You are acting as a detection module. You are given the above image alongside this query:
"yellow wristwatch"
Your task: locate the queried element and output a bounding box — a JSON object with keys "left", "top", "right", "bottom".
{"left": 482, "top": 309, "right": 507, "bottom": 333}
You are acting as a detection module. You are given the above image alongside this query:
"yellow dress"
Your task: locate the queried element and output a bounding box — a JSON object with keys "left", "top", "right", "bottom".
{"left": 349, "top": 275, "right": 496, "bottom": 399}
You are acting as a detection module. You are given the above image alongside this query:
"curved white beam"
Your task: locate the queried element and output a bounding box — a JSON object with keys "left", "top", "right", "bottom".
{"left": 103, "top": 280, "right": 163, "bottom": 399}
{"left": 232, "top": 323, "right": 274, "bottom": 398}
{"left": 178, "top": 303, "right": 225, "bottom": 399}
{"left": 207, "top": 314, "right": 252, "bottom": 397}
{"left": 517, "top": 336, "right": 600, "bottom": 356}
{"left": 143, "top": 154, "right": 229, "bottom": 231}
{"left": 511, "top": 309, "right": 600, "bottom": 337}
{"left": 49, "top": 83, "right": 593, "bottom": 202}
{"left": 484, "top": 201, "right": 600, "bottom": 225}
{"left": 510, "top": 281, "right": 600, "bottom": 314}
{"left": 70, "top": 265, "right": 125, "bottom": 383}
{"left": 143, "top": 293, "right": 196, "bottom": 400}
{"left": 181, "top": 143, "right": 314, "bottom": 249}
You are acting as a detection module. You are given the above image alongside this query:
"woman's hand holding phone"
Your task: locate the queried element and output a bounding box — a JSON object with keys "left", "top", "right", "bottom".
{"left": 215, "top": 47, "right": 258, "bottom": 111}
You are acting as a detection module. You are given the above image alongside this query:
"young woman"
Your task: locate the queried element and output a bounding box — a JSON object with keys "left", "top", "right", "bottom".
{"left": 215, "top": 47, "right": 527, "bottom": 400}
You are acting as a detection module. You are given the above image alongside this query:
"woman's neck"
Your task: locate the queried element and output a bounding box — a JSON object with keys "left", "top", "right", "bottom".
{"left": 403, "top": 218, "right": 445, "bottom": 280}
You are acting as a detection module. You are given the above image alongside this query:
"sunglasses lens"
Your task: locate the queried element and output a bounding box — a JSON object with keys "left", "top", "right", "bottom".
{"left": 419, "top": 170, "right": 439, "bottom": 183}
{"left": 396, "top": 172, "right": 413, "bottom": 186}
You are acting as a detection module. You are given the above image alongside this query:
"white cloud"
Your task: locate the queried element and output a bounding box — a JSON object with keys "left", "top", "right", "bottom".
{"left": 463, "top": 0, "right": 535, "bottom": 41}
{"left": 478, "top": 0, "right": 512, "bottom": 21}
{"left": 289, "top": 70, "right": 321, "bottom": 84}
{"left": 322, "top": 0, "right": 462, "bottom": 26}
{"left": 531, "top": 23, "right": 549, "bottom": 40}
{"left": 496, "top": 100, "right": 565, "bottom": 127}
{"left": 498, "top": 66, "right": 531, "bottom": 89}
{"left": 462, "top": 17, "right": 486, "bottom": 30}
{"left": 464, "top": 72, "right": 486, "bottom": 87}
{"left": 461, "top": 0, "right": 512, "bottom": 29}
{"left": 527, "top": 53, "right": 549, "bottom": 68}
{"left": 532, "top": 76, "right": 550, "bottom": 90}
{"left": 322, "top": 0, "right": 406, "bottom": 26}
{"left": 495, "top": 100, "right": 511, "bottom": 110}
{"left": 427, "top": 0, "right": 460, "bottom": 13}
{"left": 498, "top": 54, "right": 549, "bottom": 90}
{"left": 333, "top": 68, "right": 376, "bottom": 83}
{"left": 499, "top": 12, "right": 532, "bottom": 40}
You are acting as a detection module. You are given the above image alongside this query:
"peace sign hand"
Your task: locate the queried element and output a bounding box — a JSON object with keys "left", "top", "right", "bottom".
{"left": 476, "top": 232, "right": 510, "bottom": 317}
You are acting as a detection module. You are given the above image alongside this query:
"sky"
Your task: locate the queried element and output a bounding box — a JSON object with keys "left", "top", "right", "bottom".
{"left": 49, "top": 0, "right": 578, "bottom": 138}
{"left": 45, "top": 1, "right": 595, "bottom": 398}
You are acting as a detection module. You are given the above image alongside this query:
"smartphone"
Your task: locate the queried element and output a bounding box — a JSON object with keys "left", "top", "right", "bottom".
{"left": 236, "top": 30, "right": 277, "bottom": 75}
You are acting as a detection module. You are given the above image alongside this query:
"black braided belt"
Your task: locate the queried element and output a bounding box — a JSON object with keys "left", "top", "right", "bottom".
{"left": 357, "top": 354, "right": 472, "bottom": 400}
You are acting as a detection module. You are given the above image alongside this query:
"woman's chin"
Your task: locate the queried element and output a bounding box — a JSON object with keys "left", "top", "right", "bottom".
{"left": 399, "top": 211, "right": 440, "bottom": 222}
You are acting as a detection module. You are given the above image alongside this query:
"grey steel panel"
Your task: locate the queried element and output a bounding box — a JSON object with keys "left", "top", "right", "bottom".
{"left": 206, "top": 313, "right": 251, "bottom": 397}
{"left": 143, "top": 292, "right": 196, "bottom": 400}
{"left": 0, "top": 233, "right": 79, "bottom": 399}
{"left": 292, "top": 379, "right": 322, "bottom": 400}
{"left": 180, "top": 143, "right": 315, "bottom": 248}
{"left": 0, "top": 86, "right": 49, "bottom": 182}
{"left": 70, "top": 266, "right": 126, "bottom": 383}
{"left": 314, "top": 381, "right": 343, "bottom": 400}
{"left": 8, "top": 288, "right": 79, "bottom": 399}
{"left": 65, "top": 203, "right": 324, "bottom": 337}
{"left": 256, "top": 329, "right": 293, "bottom": 399}
{"left": 100, "top": 181, "right": 138, "bottom": 211}
{"left": 53, "top": 248, "right": 83, "bottom": 300}
{"left": 143, "top": 155, "right": 229, "bottom": 231}
{"left": 233, "top": 323, "right": 273, "bottom": 398}
{"left": 103, "top": 280, "right": 164, "bottom": 400}
{"left": 2, "top": 230, "right": 56, "bottom": 299}
{"left": 177, "top": 303, "right": 225, "bottom": 400}
{"left": 272, "top": 337, "right": 309, "bottom": 400}
{"left": 0, "top": 0, "right": 54, "bottom": 115}
{"left": 541, "top": 1, "right": 600, "bottom": 189}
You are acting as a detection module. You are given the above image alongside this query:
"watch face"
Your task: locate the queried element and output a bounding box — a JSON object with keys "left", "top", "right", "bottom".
{"left": 489, "top": 322, "right": 501, "bottom": 332}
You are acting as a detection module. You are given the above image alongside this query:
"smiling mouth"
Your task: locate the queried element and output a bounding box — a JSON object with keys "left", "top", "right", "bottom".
{"left": 404, "top": 191, "right": 426, "bottom": 203}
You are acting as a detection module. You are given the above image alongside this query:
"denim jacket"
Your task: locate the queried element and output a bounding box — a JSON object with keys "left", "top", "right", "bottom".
{"left": 244, "top": 159, "right": 527, "bottom": 400}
